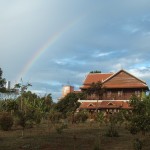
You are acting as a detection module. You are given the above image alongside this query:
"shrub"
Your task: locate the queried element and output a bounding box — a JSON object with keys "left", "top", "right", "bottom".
{"left": 93, "top": 138, "right": 101, "bottom": 150}
{"left": 49, "top": 110, "right": 62, "bottom": 123}
{"left": 0, "top": 112, "right": 13, "bottom": 131}
{"left": 105, "top": 124, "right": 119, "bottom": 137}
{"left": 55, "top": 123, "right": 68, "bottom": 134}
{"left": 74, "top": 110, "right": 88, "bottom": 123}
{"left": 32, "top": 110, "right": 42, "bottom": 125}
{"left": 104, "top": 113, "right": 121, "bottom": 137}
{"left": 15, "top": 111, "right": 27, "bottom": 129}
{"left": 95, "top": 112, "right": 104, "bottom": 125}
{"left": 129, "top": 125, "right": 138, "bottom": 135}
{"left": 133, "top": 138, "right": 143, "bottom": 150}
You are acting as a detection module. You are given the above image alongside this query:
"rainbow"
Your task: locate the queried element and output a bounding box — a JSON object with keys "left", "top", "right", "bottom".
{"left": 17, "top": 16, "right": 83, "bottom": 82}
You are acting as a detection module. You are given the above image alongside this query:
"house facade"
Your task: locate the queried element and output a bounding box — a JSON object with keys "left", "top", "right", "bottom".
{"left": 78, "top": 69, "right": 149, "bottom": 113}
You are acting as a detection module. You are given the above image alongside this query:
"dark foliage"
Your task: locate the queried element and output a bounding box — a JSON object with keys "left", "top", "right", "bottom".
{"left": 90, "top": 70, "right": 101, "bottom": 73}
{"left": 49, "top": 110, "right": 62, "bottom": 123}
{"left": 86, "top": 81, "right": 104, "bottom": 100}
{"left": 55, "top": 93, "right": 84, "bottom": 117}
{"left": 0, "top": 68, "right": 6, "bottom": 92}
{"left": 74, "top": 110, "right": 88, "bottom": 123}
{"left": 129, "top": 95, "right": 150, "bottom": 135}
{"left": 0, "top": 112, "right": 13, "bottom": 131}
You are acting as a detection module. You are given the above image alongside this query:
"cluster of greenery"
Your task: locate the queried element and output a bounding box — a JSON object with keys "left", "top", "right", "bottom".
{"left": 86, "top": 81, "right": 104, "bottom": 100}
{"left": 90, "top": 70, "right": 101, "bottom": 73}
{"left": 0, "top": 68, "right": 6, "bottom": 93}
{"left": 0, "top": 91, "right": 53, "bottom": 130}
{"left": 55, "top": 92, "right": 86, "bottom": 118}
{"left": 0, "top": 67, "right": 150, "bottom": 149}
{"left": 129, "top": 95, "right": 150, "bottom": 136}
{"left": 0, "top": 68, "right": 89, "bottom": 134}
{"left": 0, "top": 68, "right": 54, "bottom": 134}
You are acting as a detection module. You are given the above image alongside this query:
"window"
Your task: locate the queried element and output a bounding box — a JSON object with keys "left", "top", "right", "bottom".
{"left": 108, "top": 102, "right": 114, "bottom": 105}
{"left": 135, "top": 91, "right": 140, "bottom": 97}
{"left": 107, "top": 91, "right": 111, "bottom": 97}
{"left": 88, "top": 103, "right": 95, "bottom": 107}
{"left": 118, "top": 91, "right": 123, "bottom": 97}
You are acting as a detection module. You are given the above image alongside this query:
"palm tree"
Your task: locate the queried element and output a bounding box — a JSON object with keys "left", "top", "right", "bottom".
{"left": 86, "top": 81, "right": 104, "bottom": 100}
{"left": 14, "top": 81, "right": 32, "bottom": 138}
{"left": 86, "top": 81, "right": 105, "bottom": 113}
{"left": 14, "top": 82, "right": 32, "bottom": 111}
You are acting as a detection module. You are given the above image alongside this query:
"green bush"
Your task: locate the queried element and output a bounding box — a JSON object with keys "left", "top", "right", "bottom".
{"left": 104, "top": 113, "right": 121, "bottom": 137}
{"left": 55, "top": 123, "right": 68, "bottom": 134}
{"left": 49, "top": 110, "right": 62, "bottom": 123}
{"left": 95, "top": 112, "right": 104, "bottom": 125}
{"left": 93, "top": 138, "right": 101, "bottom": 150}
{"left": 0, "top": 112, "right": 13, "bottom": 131}
{"left": 34, "top": 111, "right": 42, "bottom": 124}
{"left": 105, "top": 124, "right": 119, "bottom": 137}
{"left": 133, "top": 138, "right": 143, "bottom": 150}
{"left": 129, "top": 125, "right": 138, "bottom": 135}
{"left": 74, "top": 111, "right": 88, "bottom": 123}
{"left": 15, "top": 111, "right": 27, "bottom": 128}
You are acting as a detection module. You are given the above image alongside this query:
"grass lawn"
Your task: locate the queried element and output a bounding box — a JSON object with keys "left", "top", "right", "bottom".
{"left": 0, "top": 122, "right": 149, "bottom": 150}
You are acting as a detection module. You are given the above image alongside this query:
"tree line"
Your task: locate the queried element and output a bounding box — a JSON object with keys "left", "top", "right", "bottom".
{"left": 0, "top": 67, "right": 150, "bottom": 149}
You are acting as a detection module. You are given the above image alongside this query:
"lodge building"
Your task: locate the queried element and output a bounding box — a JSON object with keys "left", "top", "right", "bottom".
{"left": 78, "top": 69, "right": 149, "bottom": 113}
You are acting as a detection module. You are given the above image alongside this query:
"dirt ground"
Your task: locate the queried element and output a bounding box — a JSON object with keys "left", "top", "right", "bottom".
{"left": 0, "top": 122, "right": 150, "bottom": 150}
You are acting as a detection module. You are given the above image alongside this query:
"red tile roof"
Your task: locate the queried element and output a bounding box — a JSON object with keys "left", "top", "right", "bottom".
{"left": 81, "top": 73, "right": 113, "bottom": 89}
{"left": 83, "top": 73, "right": 113, "bottom": 84}
{"left": 79, "top": 101, "right": 132, "bottom": 109}
{"left": 103, "top": 70, "right": 148, "bottom": 89}
{"left": 104, "top": 84, "right": 148, "bottom": 89}
{"left": 103, "top": 70, "right": 147, "bottom": 85}
{"left": 80, "top": 70, "right": 149, "bottom": 89}
{"left": 99, "top": 101, "right": 131, "bottom": 109}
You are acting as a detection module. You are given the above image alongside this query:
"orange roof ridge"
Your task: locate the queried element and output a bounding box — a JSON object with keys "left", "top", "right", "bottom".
{"left": 103, "top": 69, "right": 147, "bottom": 85}
{"left": 120, "top": 69, "right": 147, "bottom": 84}
{"left": 89, "top": 73, "right": 113, "bottom": 74}
{"left": 80, "top": 69, "right": 149, "bottom": 89}
{"left": 82, "top": 72, "right": 114, "bottom": 85}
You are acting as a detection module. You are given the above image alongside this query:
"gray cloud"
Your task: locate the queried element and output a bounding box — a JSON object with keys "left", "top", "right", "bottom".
{"left": 1, "top": 0, "right": 150, "bottom": 101}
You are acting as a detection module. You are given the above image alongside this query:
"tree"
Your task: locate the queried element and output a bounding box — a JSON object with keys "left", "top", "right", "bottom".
{"left": 55, "top": 93, "right": 83, "bottom": 118}
{"left": 0, "top": 99, "right": 19, "bottom": 113}
{"left": 74, "top": 110, "right": 88, "bottom": 123}
{"left": 40, "top": 94, "right": 53, "bottom": 113}
{"left": 14, "top": 81, "right": 32, "bottom": 137}
{"left": 0, "top": 112, "right": 13, "bottom": 131}
{"left": 14, "top": 82, "right": 32, "bottom": 111}
{"left": 86, "top": 81, "right": 104, "bottom": 100}
{"left": 16, "top": 91, "right": 53, "bottom": 123}
{"left": 90, "top": 70, "right": 101, "bottom": 73}
{"left": 96, "top": 111, "right": 105, "bottom": 126}
{"left": 129, "top": 94, "right": 150, "bottom": 136}
{"left": 126, "top": 94, "right": 150, "bottom": 150}
{"left": 0, "top": 68, "right": 6, "bottom": 93}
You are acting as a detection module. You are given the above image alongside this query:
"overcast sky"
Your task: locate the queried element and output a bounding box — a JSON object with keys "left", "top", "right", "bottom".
{"left": 1, "top": 0, "right": 150, "bottom": 101}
